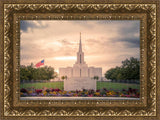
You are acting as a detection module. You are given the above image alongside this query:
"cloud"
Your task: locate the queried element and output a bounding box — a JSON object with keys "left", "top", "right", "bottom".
{"left": 20, "top": 20, "right": 140, "bottom": 75}
{"left": 20, "top": 20, "right": 48, "bottom": 32}
{"left": 111, "top": 37, "right": 140, "bottom": 48}
{"left": 120, "top": 38, "right": 140, "bottom": 48}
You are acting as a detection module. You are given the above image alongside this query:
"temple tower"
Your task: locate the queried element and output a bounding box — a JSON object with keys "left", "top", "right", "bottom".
{"left": 59, "top": 33, "right": 102, "bottom": 91}
{"left": 76, "top": 33, "right": 85, "bottom": 64}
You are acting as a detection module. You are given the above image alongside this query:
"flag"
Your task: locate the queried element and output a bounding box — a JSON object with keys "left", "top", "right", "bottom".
{"left": 35, "top": 60, "right": 44, "bottom": 68}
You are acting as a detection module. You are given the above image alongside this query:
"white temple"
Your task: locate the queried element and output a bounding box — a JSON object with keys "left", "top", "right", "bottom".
{"left": 59, "top": 33, "right": 102, "bottom": 91}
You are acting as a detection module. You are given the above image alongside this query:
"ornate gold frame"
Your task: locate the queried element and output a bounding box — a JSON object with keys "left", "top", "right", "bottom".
{"left": 0, "top": 0, "right": 160, "bottom": 119}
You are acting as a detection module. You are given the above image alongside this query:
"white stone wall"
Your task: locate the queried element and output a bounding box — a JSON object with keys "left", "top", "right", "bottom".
{"left": 89, "top": 67, "right": 102, "bottom": 80}
{"left": 59, "top": 67, "right": 73, "bottom": 78}
{"left": 72, "top": 66, "right": 80, "bottom": 77}
{"left": 59, "top": 66, "right": 102, "bottom": 90}
{"left": 94, "top": 68, "right": 102, "bottom": 78}
{"left": 72, "top": 64, "right": 88, "bottom": 77}
{"left": 89, "top": 67, "right": 94, "bottom": 78}
{"left": 81, "top": 67, "right": 88, "bottom": 77}
{"left": 64, "top": 77, "right": 96, "bottom": 91}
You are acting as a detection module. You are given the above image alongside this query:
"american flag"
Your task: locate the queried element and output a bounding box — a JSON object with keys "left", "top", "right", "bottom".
{"left": 35, "top": 60, "right": 44, "bottom": 68}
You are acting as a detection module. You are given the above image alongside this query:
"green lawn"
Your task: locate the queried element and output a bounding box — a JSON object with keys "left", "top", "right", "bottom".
{"left": 20, "top": 81, "right": 140, "bottom": 91}
{"left": 20, "top": 81, "right": 64, "bottom": 90}
{"left": 97, "top": 81, "right": 140, "bottom": 91}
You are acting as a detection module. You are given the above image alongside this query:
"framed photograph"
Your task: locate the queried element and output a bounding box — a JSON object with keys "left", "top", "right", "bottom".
{"left": 20, "top": 20, "right": 141, "bottom": 101}
{"left": 0, "top": 0, "right": 160, "bottom": 119}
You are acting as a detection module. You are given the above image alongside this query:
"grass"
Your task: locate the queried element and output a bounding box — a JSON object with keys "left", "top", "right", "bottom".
{"left": 97, "top": 81, "right": 140, "bottom": 91}
{"left": 20, "top": 81, "right": 140, "bottom": 91}
{"left": 20, "top": 81, "right": 64, "bottom": 90}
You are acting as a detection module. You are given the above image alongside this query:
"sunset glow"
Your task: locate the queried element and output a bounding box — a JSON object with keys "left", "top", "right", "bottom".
{"left": 20, "top": 20, "right": 140, "bottom": 75}
{"left": 54, "top": 56, "right": 76, "bottom": 60}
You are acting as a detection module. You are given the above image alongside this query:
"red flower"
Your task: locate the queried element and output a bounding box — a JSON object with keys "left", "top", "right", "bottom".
{"left": 88, "top": 94, "right": 93, "bottom": 97}
{"left": 35, "top": 89, "right": 42, "bottom": 94}
{"left": 20, "top": 88, "right": 28, "bottom": 93}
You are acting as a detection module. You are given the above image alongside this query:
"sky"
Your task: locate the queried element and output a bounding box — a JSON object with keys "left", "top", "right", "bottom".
{"left": 20, "top": 20, "right": 140, "bottom": 76}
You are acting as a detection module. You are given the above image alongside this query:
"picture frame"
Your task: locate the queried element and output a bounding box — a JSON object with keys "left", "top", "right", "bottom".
{"left": 0, "top": 0, "right": 159, "bottom": 119}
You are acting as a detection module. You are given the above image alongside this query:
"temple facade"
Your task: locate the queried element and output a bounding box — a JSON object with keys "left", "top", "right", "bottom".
{"left": 59, "top": 33, "right": 102, "bottom": 91}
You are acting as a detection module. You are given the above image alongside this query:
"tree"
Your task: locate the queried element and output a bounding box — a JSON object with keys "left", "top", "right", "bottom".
{"left": 105, "top": 68, "right": 115, "bottom": 80}
{"left": 105, "top": 57, "right": 140, "bottom": 82}
{"left": 121, "top": 57, "right": 140, "bottom": 80}
{"left": 61, "top": 76, "right": 65, "bottom": 81}
{"left": 20, "top": 65, "right": 29, "bottom": 82}
{"left": 20, "top": 64, "right": 56, "bottom": 82}
{"left": 105, "top": 67, "right": 121, "bottom": 81}
{"left": 61, "top": 76, "right": 67, "bottom": 81}
{"left": 93, "top": 76, "right": 99, "bottom": 81}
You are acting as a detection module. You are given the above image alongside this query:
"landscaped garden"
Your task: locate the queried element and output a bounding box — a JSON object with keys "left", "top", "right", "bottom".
{"left": 20, "top": 57, "right": 140, "bottom": 98}
{"left": 20, "top": 81, "right": 140, "bottom": 98}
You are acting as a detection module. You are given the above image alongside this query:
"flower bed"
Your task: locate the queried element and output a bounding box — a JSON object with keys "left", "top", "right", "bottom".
{"left": 20, "top": 87, "right": 140, "bottom": 98}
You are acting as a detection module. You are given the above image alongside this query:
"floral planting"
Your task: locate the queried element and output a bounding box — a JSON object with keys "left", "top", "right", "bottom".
{"left": 20, "top": 87, "right": 140, "bottom": 98}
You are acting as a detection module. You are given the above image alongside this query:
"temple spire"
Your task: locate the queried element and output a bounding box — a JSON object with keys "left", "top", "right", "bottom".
{"left": 79, "top": 32, "right": 82, "bottom": 52}
{"left": 76, "top": 32, "right": 85, "bottom": 64}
